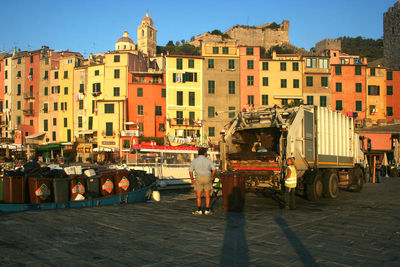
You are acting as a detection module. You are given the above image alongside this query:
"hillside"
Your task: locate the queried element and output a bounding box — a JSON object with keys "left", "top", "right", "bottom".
{"left": 338, "top": 36, "right": 383, "bottom": 62}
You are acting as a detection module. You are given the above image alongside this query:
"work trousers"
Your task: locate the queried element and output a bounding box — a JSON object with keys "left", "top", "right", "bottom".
{"left": 284, "top": 187, "right": 296, "bottom": 210}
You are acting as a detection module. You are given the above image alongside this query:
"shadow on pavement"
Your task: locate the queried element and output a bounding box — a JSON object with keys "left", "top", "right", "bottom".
{"left": 274, "top": 215, "right": 319, "bottom": 266}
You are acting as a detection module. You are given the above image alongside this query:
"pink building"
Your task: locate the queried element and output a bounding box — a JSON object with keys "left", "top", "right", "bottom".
{"left": 239, "top": 46, "right": 260, "bottom": 109}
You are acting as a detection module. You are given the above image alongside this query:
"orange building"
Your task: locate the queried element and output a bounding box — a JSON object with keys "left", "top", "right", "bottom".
{"left": 366, "top": 61, "right": 387, "bottom": 122}
{"left": 125, "top": 72, "right": 166, "bottom": 150}
{"left": 386, "top": 70, "right": 400, "bottom": 121}
{"left": 329, "top": 49, "right": 367, "bottom": 126}
{"left": 239, "top": 46, "right": 260, "bottom": 109}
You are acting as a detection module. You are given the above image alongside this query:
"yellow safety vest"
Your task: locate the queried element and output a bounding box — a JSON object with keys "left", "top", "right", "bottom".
{"left": 285, "top": 165, "right": 297, "bottom": 188}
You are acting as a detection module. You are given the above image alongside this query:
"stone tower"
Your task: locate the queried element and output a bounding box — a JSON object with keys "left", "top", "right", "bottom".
{"left": 137, "top": 12, "right": 157, "bottom": 57}
{"left": 384, "top": 1, "right": 400, "bottom": 70}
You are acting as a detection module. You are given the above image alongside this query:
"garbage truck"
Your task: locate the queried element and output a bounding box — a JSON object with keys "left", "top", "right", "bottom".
{"left": 219, "top": 105, "right": 368, "bottom": 201}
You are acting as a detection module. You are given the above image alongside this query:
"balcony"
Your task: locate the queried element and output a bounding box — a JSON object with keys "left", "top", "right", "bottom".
{"left": 23, "top": 109, "right": 34, "bottom": 116}
{"left": 131, "top": 79, "right": 164, "bottom": 84}
{"left": 24, "top": 93, "right": 35, "bottom": 100}
{"left": 168, "top": 118, "right": 201, "bottom": 127}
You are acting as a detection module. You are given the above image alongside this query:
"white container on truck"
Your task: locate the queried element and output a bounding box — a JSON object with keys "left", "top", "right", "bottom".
{"left": 219, "top": 105, "right": 368, "bottom": 201}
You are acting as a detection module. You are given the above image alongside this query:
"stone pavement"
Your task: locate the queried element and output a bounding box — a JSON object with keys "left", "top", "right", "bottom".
{"left": 1, "top": 177, "right": 400, "bottom": 266}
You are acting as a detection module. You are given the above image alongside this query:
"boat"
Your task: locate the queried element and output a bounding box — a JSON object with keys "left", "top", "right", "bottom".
{"left": 0, "top": 181, "right": 156, "bottom": 213}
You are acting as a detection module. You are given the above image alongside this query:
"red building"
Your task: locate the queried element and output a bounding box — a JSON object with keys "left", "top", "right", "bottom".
{"left": 329, "top": 50, "right": 368, "bottom": 125}
{"left": 386, "top": 70, "right": 400, "bottom": 121}
{"left": 124, "top": 72, "right": 166, "bottom": 149}
{"left": 239, "top": 46, "right": 260, "bottom": 109}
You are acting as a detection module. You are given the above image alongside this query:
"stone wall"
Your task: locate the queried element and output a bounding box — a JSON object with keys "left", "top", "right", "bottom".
{"left": 384, "top": 1, "right": 400, "bottom": 70}
{"left": 315, "top": 39, "right": 342, "bottom": 55}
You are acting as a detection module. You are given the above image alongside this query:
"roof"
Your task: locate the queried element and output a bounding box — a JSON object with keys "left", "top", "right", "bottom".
{"left": 356, "top": 124, "right": 400, "bottom": 134}
{"left": 116, "top": 37, "right": 134, "bottom": 44}
{"left": 25, "top": 132, "right": 46, "bottom": 139}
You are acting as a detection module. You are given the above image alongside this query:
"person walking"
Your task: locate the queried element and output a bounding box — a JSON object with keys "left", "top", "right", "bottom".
{"left": 189, "top": 147, "right": 216, "bottom": 215}
{"left": 283, "top": 157, "right": 297, "bottom": 210}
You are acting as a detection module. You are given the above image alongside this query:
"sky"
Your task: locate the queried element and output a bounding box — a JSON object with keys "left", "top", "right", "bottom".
{"left": 0, "top": 0, "right": 397, "bottom": 57}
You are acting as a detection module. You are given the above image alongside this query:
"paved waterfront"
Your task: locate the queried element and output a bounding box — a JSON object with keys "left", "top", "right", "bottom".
{"left": 1, "top": 177, "right": 400, "bottom": 266}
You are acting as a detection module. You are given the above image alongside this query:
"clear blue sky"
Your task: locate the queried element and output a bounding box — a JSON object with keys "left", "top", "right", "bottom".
{"left": 0, "top": 0, "right": 396, "bottom": 57}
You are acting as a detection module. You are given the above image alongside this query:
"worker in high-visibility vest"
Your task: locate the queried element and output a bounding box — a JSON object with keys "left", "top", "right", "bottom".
{"left": 284, "top": 157, "right": 297, "bottom": 210}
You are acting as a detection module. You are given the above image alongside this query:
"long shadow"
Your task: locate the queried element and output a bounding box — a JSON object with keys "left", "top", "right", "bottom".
{"left": 220, "top": 187, "right": 249, "bottom": 267}
{"left": 274, "top": 216, "right": 319, "bottom": 266}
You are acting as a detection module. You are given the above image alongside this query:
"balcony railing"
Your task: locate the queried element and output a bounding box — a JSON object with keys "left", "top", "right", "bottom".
{"left": 24, "top": 93, "right": 35, "bottom": 100}
{"left": 131, "top": 79, "right": 164, "bottom": 84}
{"left": 168, "top": 118, "right": 201, "bottom": 127}
{"left": 23, "top": 109, "right": 34, "bottom": 116}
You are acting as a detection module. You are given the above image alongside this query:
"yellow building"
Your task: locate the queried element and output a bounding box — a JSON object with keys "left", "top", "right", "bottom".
{"left": 58, "top": 53, "right": 82, "bottom": 143}
{"left": 366, "top": 63, "right": 387, "bottom": 122}
{"left": 260, "top": 51, "right": 303, "bottom": 106}
{"left": 166, "top": 55, "right": 203, "bottom": 145}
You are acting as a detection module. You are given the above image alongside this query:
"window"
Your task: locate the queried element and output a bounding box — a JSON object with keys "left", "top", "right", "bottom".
{"left": 17, "top": 71, "right": 21, "bottom": 78}
{"left": 281, "top": 79, "right": 287, "bottom": 88}
{"left": 29, "top": 68, "right": 33, "bottom": 75}
{"left": 137, "top": 105, "right": 144, "bottom": 115}
{"left": 44, "top": 120, "right": 48, "bottom": 131}
{"left": 188, "top": 59, "right": 194, "bottom": 68}
{"left": 137, "top": 87, "right": 143, "bottom": 97}
{"left": 335, "top": 66, "right": 342, "bottom": 75}
{"left": 53, "top": 118, "right": 57, "bottom": 126}
{"left": 355, "top": 101, "right": 362, "bottom": 111}
{"left": 123, "top": 140, "right": 130, "bottom": 149}
{"left": 17, "top": 101, "right": 21, "bottom": 110}
{"left": 61, "top": 102, "right": 64, "bottom": 110}
{"left": 262, "top": 95, "right": 268, "bottom": 105}
{"left": 176, "top": 58, "right": 183, "bottom": 69}
{"left": 370, "top": 68, "right": 376, "bottom": 76}
{"left": 17, "top": 116, "right": 21, "bottom": 125}
{"left": 247, "top": 95, "right": 254, "bottom": 105}
{"left": 29, "top": 120, "right": 33, "bottom": 126}
{"left": 64, "top": 87, "right": 68, "bottom": 95}
{"left": 43, "top": 103, "right": 48, "bottom": 113}
{"left": 336, "top": 82, "right": 342, "bottom": 92}
{"left": 183, "top": 72, "right": 197, "bottom": 82}
{"left": 247, "top": 76, "right": 254, "bottom": 86}
{"left": 78, "top": 84, "right": 84, "bottom": 93}
{"left": 368, "top": 85, "right": 380, "bottom": 95}
{"left": 320, "top": 96, "right": 327, "bottom": 107}
{"left": 208, "top": 59, "right": 214, "bottom": 69}
{"left": 189, "top": 92, "right": 195, "bottom": 106}
{"left": 209, "top": 127, "right": 215, "bottom": 137}
{"left": 159, "top": 123, "right": 165, "bottom": 132}
{"left": 213, "top": 47, "right": 219, "bottom": 54}
{"left": 336, "top": 100, "right": 343, "bottom": 111}
{"left": 319, "top": 59, "right": 328, "bottom": 69}
{"left": 229, "top": 81, "right": 235, "bottom": 94}
{"left": 106, "top": 122, "right": 113, "bottom": 136}
{"left": 177, "top": 91, "right": 183, "bottom": 105}
{"left": 356, "top": 83, "right": 362, "bottom": 93}
{"left": 208, "top": 80, "right": 215, "bottom": 94}
{"left": 222, "top": 47, "right": 229, "bottom": 54}
{"left": 113, "top": 87, "right": 120, "bottom": 96}
{"left": 88, "top": 117, "right": 93, "bottom": 130}
{"left": 247, "top": 60, "right": 254, "bottom": 70}
{"left": 104, "top": 104, "right": 114, "bottom": 113}
{"left": 228, "top": 59, "right": 235, "bottom": 69}
{"left": 387, "top": 86, "right": 393, "bottom": 95}
{"left": 94, "top": 70, "right": 99, "bottom": 76}
{"left": 229, "top": 106, "right": 235, "bottom": 118}
{"left": 387, "top": 107, "right": 393, "bottom": 116}
{"left": 4, "top": 70, "right": 7, "bottom": 79}
{"left": 306, "top": 76, "right": 313, "bottom": 87}
{"left": 355, "top": 66, "right": 362, "bottom": 75}
{"left": 306, "top": 58, "right": 317, "bottom": 68}
{"left": 307, "top": 96, "right": 314, "bottom": 105}
{"left": 92, "top": 83, "right": 101, "bottom": 93}
{"left": 321, "top": 77, "right": 328, "bottom": 87}
{"left": 189, "top": 112, "right": 195, "bottom": 125}
{"left": 114, "top": 69, "right": 120, "bottom": 78}
{"left": 246, "top": 47, "right": 253, "bottom": 55}
{"left": 63, "top": 71, "right": 68, "bottom": 79}
{"left": 54, "top": 102, "right": 58, "bottom": 111}
{"left": 208, "top": 106, "right": 215, "bottom": 118}
{"left": 280, "top": 62, "right": 287, "bottom": 71}
{"left": 114, "top": 55, "right": 120, "bottom": 62}
{"left": 387, "top": 71, "right": 393, "bottom": 81}
{"left": 292, "top": 62, "right": 299, "bottom": 71}
{"left": 282, "top": 99, "right": 288, "bottom": 106}
{"left": 54, "top": 71, "right": 58, "bottom": 79}
{"left": 262, "top": 77, "right": 268, "bottom": 86}
{"left": 176, "top": 111, "right": 183, "bottom": 125}
{"left": 155, "top": 106, "right": 162, "bottom": 116}
{"left": 161, "top": 88, "right": 166, "bottom": 98}
{"left": 79, "top": 100, "right": 84, "bottom": 110}
{"left": 369, "top": 105, "right": 376, "bottom": 115}
{"left": 5, "top": 85, "right": 7, "bottom": 94}
{"left": 262, "top": 62, "right": 269, "bottom": 71}
{"left": 78, "top": 117, "right": 82, "bottom": 128}
{"left": 17, "top": 84, "right": 21, "bottom": 95}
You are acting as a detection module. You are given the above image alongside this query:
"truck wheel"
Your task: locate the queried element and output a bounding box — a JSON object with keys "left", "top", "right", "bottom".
{"left": 323, "top": 172, "right": 339, "bottom": 199}
{"left": 306, "top": 173, "right": 323, "bottom": 202}
{"left": 352, "top": 167, "right": 364, "bottom": 192}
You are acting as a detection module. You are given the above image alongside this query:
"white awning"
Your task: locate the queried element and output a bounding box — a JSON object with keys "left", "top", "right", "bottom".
{"left": 93, "top": 147, "right": 114, "bottom": 152}
{"left": 77, "top": 130, "right": 97, "bottom": 135}
{"left": 25, "top": 132, "right": 46, "bottom": 139}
